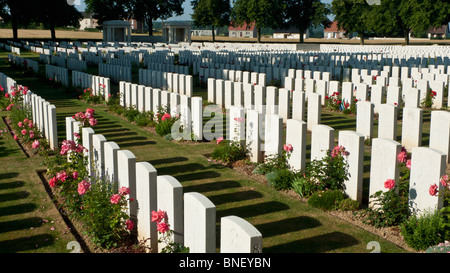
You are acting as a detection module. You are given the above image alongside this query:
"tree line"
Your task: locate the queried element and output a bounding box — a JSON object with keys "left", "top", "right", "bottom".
{"left": 1, "top": 0, "right": 449, "bottom": 44}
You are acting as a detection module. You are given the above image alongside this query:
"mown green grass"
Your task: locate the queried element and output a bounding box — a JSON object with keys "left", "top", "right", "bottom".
{"left": 0, "top": 49, "right": 413, "bottom": 253}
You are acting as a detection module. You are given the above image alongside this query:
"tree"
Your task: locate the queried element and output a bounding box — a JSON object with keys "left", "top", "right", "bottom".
{"left": 364, "top": 0, "right": 450, "bottom": 45}
{"left": 191, "top": 0, "right": 231, "bottom": 42}
{"left": 231, "top": 0, "right": 286, "bottom": 43}
{"left": 282, "top": 0, "right": 332, "bottom": 43}
{"left": 0, "top": 0, "right": 36, "bottom": 40}
{"left": 331, "top": 0, "right": 372, "bottom": 44}
{"left": 85, "top": 0, "right": 131, "bottom": 26}
{"left": 35, "top": 0, "right": 82, "bottom": 40}
{"left": 129, "top": 0, "right": 185, "bottom": 36}
{"left": 397, "top": 0, "right": 450, "bottom": 44}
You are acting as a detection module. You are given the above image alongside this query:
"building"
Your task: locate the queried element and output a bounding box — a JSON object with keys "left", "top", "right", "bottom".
{"left": 79, "top": 12, "right": 98, "bottom": 31}
{"left": 272, "top": 27, "right": 309, "bottom": 40}
{"left": 162, "top": 21, "right": 192, "bottom": 43}
{"left": 324, "top": 21, "right": 346, "bottom": 39}
{"left": 102, "top": 20, "right": 132, "bottom": 43}
{"left": 229, "top": 22, "right": 257, "bottom": 38}
{"left": 427, "top": 24, "right": 450, "bottom": 39}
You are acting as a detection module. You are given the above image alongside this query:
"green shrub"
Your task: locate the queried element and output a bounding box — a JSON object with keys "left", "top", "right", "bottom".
{"left": 337, "top": 198, "right": 360, "bottom": 211}
{"left": 123, "top": 106, "right": 140, "bottom": 122}
{"left": 134, "top": 111, "right": 154, "bottom": 127}
{"left": 266, "top": 168, "right": 297, "bottom": 191}
{"left": 302, "top": 146, "right": 350, "bottom": 193}
{"left": 292, "top": 175, "right": 317, "bottom": 197}
{"left": 155, "top": 119, "right": 174, "bottom": 136}
{"left": 363, "top": 181, "right": 410, "bottom": 228}
{"left": 211, "top": 140, "right": 248, "bottom": 163}
{"left": 307, "top": 190, "right": 345, "bottom": 211}
{"left": 400, "top": 209, "right": 447, "bottom": 251}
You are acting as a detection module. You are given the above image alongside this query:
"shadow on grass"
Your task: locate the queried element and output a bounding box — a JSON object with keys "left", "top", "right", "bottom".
{"left": 218, "top": 201, "right": 290, "bottom": 219}
{"left": 0, "top": 191, "right": 30, "bottom": 202}
{"left": 0, "top": 217, "right": 43, "bottom": 233}
{"left": 0, "top": 180, "right": 24, "bottom": 190}
{"left": 255, "top": 216, "right": 322, "bottom": 238}
{"left": 0, "top": 172, "right": 19, "bottom": 181}
{"left": 148, "top": 157, "right": 189, "bottom": 166}
{"left": 0, "top": 203, "right": 37, "bottom": 217}
{"left": 0, "top": 234, "right": 55, "bottom": 253}
{"left": 183, "top": 180, "right": 241, "bottom": 194}
{"left": 207, "top": 190, "right": 263, "bottom": 206}
{"left": 263, "top": 231, "right": 360, "bottom": 253}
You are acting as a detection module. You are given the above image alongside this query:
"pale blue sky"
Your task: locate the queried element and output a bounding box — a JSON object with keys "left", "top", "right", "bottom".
{"left": 76, "top": 0, "right": 334, "bottom": 21}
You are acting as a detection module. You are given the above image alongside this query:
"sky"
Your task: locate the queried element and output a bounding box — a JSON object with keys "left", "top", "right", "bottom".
{"left": 75, "top": 0, "right": 334, "bottom": 21}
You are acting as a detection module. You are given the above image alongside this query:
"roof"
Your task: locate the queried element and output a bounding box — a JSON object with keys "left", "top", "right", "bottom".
{"left": 229, "top": 21, "right": 256, "bottom": 31}
{"left": 427, "top": 24, "right": 448, "bottom": 34}
{"left": 324, "top": 21, "right": 345, "bottom": 32}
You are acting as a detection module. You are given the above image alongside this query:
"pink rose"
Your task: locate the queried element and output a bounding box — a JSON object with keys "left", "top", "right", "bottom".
{"left": 56, "top": 171, "right": 68, "bottom": 182}
{"left": 151, "top": 210, "right": 167, "bottom": 224}
{"left": 49, "top": 177, "right": 58, "bottom": 187}
{"left": 384, "top": 179, "right": 395, "bottom": 190}
{"left": 110, "top": 194, "right": 121, "bottom": 204}
{"left": 161, "top": 113, "right": 171, "bottom": 121}
{"left": 89, "top": 118, "right": 97, "bottom": 126}
{"left": 77, "top": 180, "right": 90, "bottom": 195}
{"left": 406, "top": 160, "right": 411, "bottom": 170}
{"left": 32, "top": 140, "right": 40, "bottom": 149}
{"left": 440, "top": 175, "right": 449, "bottom": 187}
{"left": 18, "top": 122, "right": 23, "bottom": 127}
{"left": 119, "top": 186, "right": 130, "bottom": 196}
{"left": 397, "top": 149, "right": 407, "bottom": 163}
{"left": 125, "top": 219, "right": 134, "bottom": 231}
{"left": 283, "top": 144, "right": 293, "bottom": 153}
{"left": 72, "top": 171, "right": 79, "bottom": 180}
{"left": 429, "top": 184, "right": 439, "bottom": 196}
{"left": 21, "top": 129, "right": 27, "bottom": 135}
{"left": 156, "top": 222, "right": 170, "bottom": 233}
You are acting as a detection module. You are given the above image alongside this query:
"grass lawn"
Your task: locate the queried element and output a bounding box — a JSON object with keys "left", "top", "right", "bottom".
{"left": 0, "top": 49, "right": 416, "bottom": 253}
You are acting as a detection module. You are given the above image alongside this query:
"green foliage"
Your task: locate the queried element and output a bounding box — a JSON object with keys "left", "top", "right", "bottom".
{"left": 191, "top": 0, "right": 231, "bottom": 41}
{"left": 400, "top": 209, "right": 447, "bottom": 251}
{"left": 78, "top": 87, "right": 107, "bottom": 105}
{"left": 266, "top": 168, "right": 298, "bottom": 191}
{"left": 231, "top": 0, "right": 286, "bottom": 42}
{"left": 79, "top": 180, "right": 132, "bottom": 249}
{"left": 307, "top": 190, "right": 345, "bottom": 211}
{"left": 282, "top": 0, "right": 332, "bottom": 42}
{"left": 211, "top": 140, "right": 248, "bottom": 163}
{"left": 420, "top": 88, "right": 435, "bottom": 108}
{"left": 292, "top": 175, "right": 317, "bottom": 197}
{"left": 337, "top": 198, "right": 361, "bottom": 211}
{"left": 363, "top": 182, "right": 411, "bottom": 228}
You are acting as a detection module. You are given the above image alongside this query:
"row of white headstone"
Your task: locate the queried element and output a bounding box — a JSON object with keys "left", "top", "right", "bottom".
{"left": 228, "top": 104, "right": 447, "bottom": 217}
{"left": 7, "top": 54, "right": 39, "bottom": 74}
{"left": 67, "top": 58, "right": 88, "bottom": 72}
{"left": 118, "top": 81, "right": 202, "bottom": 139}
{"left": 72, "top": 70, "right": 111, "bottom": 101}
{"left": 98, "top": 63, "right": 132, "bottom": 83}
{"left": 2, "top": 72, "right": 59, "bottom": 151}
{"left": 26, "top": 91, "right": 58, "bottom": 150}
{"left": 63, "top": 119, "right": 263, "bottom": 253}
{"left": 138, "top": 69, "right": 194, "bottom": 97}
{"left": 45, "top": 64, "right": 69, "bottom": 87}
